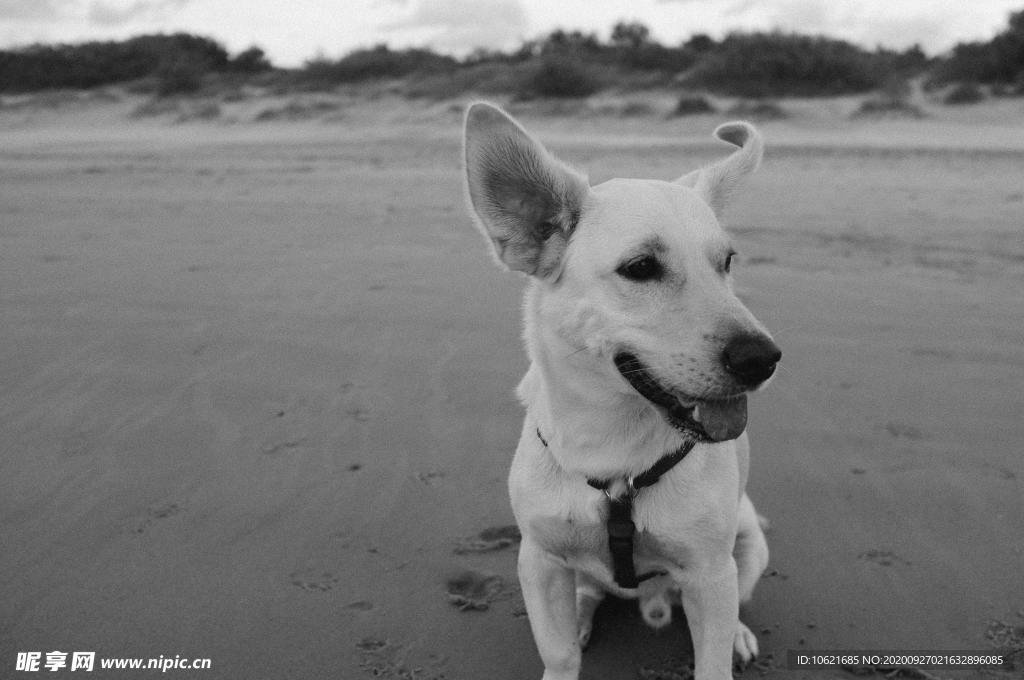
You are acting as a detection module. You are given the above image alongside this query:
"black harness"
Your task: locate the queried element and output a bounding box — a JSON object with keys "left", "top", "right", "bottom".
{"left": 536, "top": 428, "right": 696, "bottom": 589}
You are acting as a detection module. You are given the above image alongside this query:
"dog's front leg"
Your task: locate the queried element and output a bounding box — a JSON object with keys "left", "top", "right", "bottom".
{"left": 680, "top": 558, "right": 740, "bottom": 680}
{"left": 518, "top": 537, "right": 581, "bottom": 680}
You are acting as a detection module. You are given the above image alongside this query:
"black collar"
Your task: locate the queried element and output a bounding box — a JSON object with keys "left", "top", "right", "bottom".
{"left": 535, "top": 427, "right": 696, "bottom": 492}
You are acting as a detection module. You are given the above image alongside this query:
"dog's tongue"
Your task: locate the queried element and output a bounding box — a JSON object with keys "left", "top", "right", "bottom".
{"left": 692, "top": 395, "right": 748, "bottom": 442}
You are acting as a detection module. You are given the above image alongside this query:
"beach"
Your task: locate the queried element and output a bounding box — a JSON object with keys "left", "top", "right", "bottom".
{"left": 1, "top": 91, "right": 1022, "bottom": 678}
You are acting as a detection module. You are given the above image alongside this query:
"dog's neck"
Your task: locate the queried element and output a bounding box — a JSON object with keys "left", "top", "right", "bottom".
{"left": 517, "top": 284, "right": 685, "bottom": 480}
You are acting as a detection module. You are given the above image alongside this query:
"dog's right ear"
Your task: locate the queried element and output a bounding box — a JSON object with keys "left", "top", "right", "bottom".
{"left": 463, "top": 102, "right": 588, "bottom": 278}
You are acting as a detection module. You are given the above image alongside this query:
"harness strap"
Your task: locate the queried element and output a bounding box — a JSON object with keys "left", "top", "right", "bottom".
{"left": 535, "top": 427, "right": 696, "bottom": 589}
{"left": 606, "top": 495, "right": 643, "bottom": 589}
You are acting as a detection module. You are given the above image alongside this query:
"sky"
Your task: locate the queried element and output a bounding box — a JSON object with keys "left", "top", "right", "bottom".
{"left": 0, "top": 0, "right": 1021, "bottom": 67}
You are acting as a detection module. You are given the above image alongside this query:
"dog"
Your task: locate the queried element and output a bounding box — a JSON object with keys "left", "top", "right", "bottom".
{"left": 462, "top": 102, "right": 780, "bottom": 680}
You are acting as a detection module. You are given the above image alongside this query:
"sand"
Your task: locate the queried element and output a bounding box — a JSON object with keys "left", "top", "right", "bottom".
{"left": 1, "top": 92, "right": 1022, "bottom": 679}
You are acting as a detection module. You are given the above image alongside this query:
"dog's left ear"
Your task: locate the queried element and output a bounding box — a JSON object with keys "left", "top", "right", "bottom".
{"left": 676, "top": 121, "right": 763, "bottom": 214}
{"left": 463, "top": 102, "right": 589, "bottom": 278}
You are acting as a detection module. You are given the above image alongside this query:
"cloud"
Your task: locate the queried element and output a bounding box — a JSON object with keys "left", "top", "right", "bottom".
{"left": 382, "top": 0, "right": 529, "bottom": 52}
{"left": 653, "top": 0, "right": 1010, "bottom": 53}
{"left": 752, "top": 1, "right": 970, "bottom": 52}
{"left": 655, "top": 0, "right": 756, "bottom": 11}
{"left": 88, "top": 0, "right": 190, "bottom": 26}
{"left": 0, "top": 0, "right": 64, "bottom": 21}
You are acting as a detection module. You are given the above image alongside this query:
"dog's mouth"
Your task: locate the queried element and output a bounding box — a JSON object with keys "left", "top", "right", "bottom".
{"left": 613, "top": 352, "right": 748, "bottom": 443}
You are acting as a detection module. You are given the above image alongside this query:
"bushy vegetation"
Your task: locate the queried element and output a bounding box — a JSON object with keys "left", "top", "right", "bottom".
{"left": 672, "top": 94, "right": 716, "bottom": 116}
{"left": 522, "top": 55, "right": 603, "bottom": 99}
{"left": 853, "top": 95, "right": 925, "bottom": 118}
{"left": 943, "top": 81, "right": 986, "bottom": 104}
{"left": 2, "top": 9, "right": 1024, "bottom": 102}
{"left": 929, "top": 10, "right": 1024, "bottom": 88}
{"left": 852, "top": 77, "right": 924, "bottom": 118}
{"left": 0, "top": 34, "right": 239, "bottom": 93}
{"left": 683, "top": 32, "right": 922, "bottom": 97}
{"left": 294, "top": 44, "right": 456, "bottom": 88}
{"left": 727, "top": 99, "right": 788, "bottom": 119}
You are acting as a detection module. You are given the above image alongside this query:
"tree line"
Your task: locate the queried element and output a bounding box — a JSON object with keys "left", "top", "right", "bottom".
{"left": 1, "top": 10, "right": 1022, "bottom": 97}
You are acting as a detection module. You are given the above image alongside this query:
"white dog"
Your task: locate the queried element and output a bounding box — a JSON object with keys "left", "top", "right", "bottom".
{"left": 463, "top": 102, "right": 780, "bottom": 680}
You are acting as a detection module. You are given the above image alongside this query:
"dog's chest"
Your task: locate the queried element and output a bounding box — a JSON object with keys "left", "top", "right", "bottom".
{"left": 509, "top": 423, "right": 743, "bottom": 583}
{"left": 523, "top": 490, "right": 695, "bottom": 574}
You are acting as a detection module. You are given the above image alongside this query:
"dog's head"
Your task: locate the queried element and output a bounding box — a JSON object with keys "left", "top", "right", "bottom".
{"left": 463, "top": 102, "right": 780, "bottom": 443}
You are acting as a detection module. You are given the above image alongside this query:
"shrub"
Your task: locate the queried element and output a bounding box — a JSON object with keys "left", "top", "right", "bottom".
{"left": 852, "top": 95, "right": 924, "bottom": 118}
{"left": 155, "top": 55, "right": 207, "bottom": 96}
{"left": 509, "top": 98, "right": 589, "bottom": 117}
{"left": 929, "top": 9, "right": 1024, "bottom": 87}
{"left": 297, "top": 45, "right": 456, "bottom": 88}
{"left": 405, "top": 61, "right": 532, "bottom": 99}
{"left": 686, "top": 31, "right": 883, "bottom": 97}
{"left": 0, "top": 33, "right": 232, "bottom": 93}
{"left": 930, "top": 41, "right": 1003, "bottom": 85}
{"left": 255, "top": 98, "right": 341, "bottom": 121}
{"left": 622, "top": 43, "right": 697, "bottom": 72}
{"left": 852, "top": 75, "right": 924, "bottom": 117}
{"left": 229, "top": 46, "right": 272, "bottom": 73}
{"left": 527, "top": 29, "right": 604, "bottom": 61}
{"left": 619, "top": 101, "right": 656, "bottom": 117}
{"left": 520, "top": 56, "right": 602, "bottom": 99}
{"left": 879, "top": 76, "right": 912, "bottom": 102}
{"left": 610, "top": 21, "right": 696, "bottom": 72}
{"left": 727, "top": 99, "right": 787, "bottom": 119}
{"left": 685, "top": 34, "right": 716, "bottom": 54}
{"left": 672, "top": 94, "right": 716, "bottom": 116}
{"left": 944, "top": 82, "right": 985, "bottom": 104}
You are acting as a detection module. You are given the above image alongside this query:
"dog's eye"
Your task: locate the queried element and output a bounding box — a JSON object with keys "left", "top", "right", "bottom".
{"left": 723, "top": 251, "right": 735, "bottom": 274}
{"left": 617, "top": 255, "right": 664, "bottom": 282}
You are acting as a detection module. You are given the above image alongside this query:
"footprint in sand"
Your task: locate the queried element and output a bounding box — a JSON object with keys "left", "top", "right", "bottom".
{"left": 60, "top": 432, "right": 92, "bottom": 457}
{"left": 453, "top": 525, "right": 521, "bottom": 554}
{"left": 357, "top": 637, "right": 447, "bottom": 679}
{"left": 257, "top": 400, "right": 317, "bottom": 456}
{"left": 445, "top": 570, "right": 514, "bottom": 612}
{"left": 638, "top": 657, "right": 693, "bottom": 680}
{"left": 857, "top": 549, "right": 911, "bottom": 567}
{"left": 448, "top": 526, "right": 524, "bottom": 615}
{"left": 338, "top": 381, "right": 372, "bottom": 422}
{"left": 289, "top": 569, "right": 339, "bottom": 592}
{"left": 262, "top": 438, "right": 309, "bottom": 456}
{"left": 986, "top": 618, "right": 1024, "bottom": 671}
{"left": 884, "top": 421, "right": 924, "bottom": 440}
{"left": 134, "top": 503, "right": 182, "bottom": 534}
{"left": 346, "top": 406, "right": 371, "bottom": 421}
{"left": 416, "top": 470, "right": 446, "bottom": 486}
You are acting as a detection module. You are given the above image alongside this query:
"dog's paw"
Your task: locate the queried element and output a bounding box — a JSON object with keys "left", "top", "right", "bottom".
{"left": 576, "top": 594, "right": 601, "bottom": 650}
{"left": 577, "top": 619, "right": 593, "bottom": 650}
{"left": 733, "top": 621, "right": 759, "bottom": 668}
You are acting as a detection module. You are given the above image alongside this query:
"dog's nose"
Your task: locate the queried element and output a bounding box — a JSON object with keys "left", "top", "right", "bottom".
{"left": 722, "top": 334, "right": 781, "bottom": 386}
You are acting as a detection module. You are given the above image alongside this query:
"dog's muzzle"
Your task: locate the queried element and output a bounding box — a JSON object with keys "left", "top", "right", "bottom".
{"left": 613, "top": 352, "right": 749, "bottom": 442}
